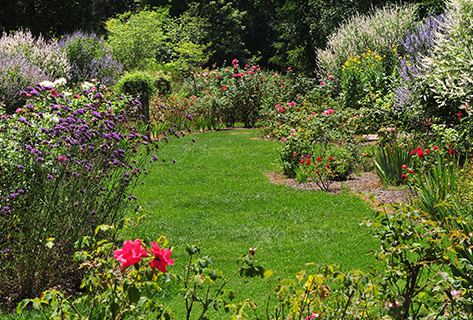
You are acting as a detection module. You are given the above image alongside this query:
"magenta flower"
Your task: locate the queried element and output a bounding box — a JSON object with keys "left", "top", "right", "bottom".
{"left": 149, "top": 242, "right": 174, "bottom": 273}
{"left": 232, "top": 59, "right": 239, "bottom": 65}
{"left": 114, "top": 239, "right": 149, "bottom": 269}
{"left": 58, "top": 155, "right": 67, "bottom": 164}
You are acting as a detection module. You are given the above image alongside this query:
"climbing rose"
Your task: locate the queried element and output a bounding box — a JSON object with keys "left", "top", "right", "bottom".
{"left": 402, "top": 164, "right": 407, "bottom": 169}
{"left": 114, "top": 239, "right": 149, "bottom": 269}
{"left": 150, "top": 242, "right": 174, "bottom": 273}
{"left": 401, "top": 174, "right": 407, "bottom": 180}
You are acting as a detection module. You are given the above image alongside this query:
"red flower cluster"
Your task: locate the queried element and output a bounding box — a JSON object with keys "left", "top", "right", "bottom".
{"left": 114, "top": 239, "right": 174, "bottom": 273}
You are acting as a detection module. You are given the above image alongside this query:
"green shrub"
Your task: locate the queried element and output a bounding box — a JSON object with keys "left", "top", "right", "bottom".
{"left": 106, "top": 9, "right": 172, "bottom": 71}
{"left": 115, "top": 72, "right": 156, "bottom": 98}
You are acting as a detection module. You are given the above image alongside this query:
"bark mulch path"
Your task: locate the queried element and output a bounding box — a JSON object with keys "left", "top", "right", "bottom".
{"left": 265, "top": 171, "right": 411, "bottom": 208}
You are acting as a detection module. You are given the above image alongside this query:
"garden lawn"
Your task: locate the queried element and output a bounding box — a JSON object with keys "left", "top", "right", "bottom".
{"left": 128, "top": 129, "right": 380, "bottom": 317}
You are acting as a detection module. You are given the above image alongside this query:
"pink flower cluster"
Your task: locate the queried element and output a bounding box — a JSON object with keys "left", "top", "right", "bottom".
{"left": 114, "top": 239, "right": 174, "bottom": 273}
{"left": 322, "top": 109, "right": 335, "bottom": 116}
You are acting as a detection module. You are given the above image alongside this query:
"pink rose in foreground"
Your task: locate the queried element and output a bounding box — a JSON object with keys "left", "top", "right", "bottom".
{"left": 232, "top": 59, "right": 239, "bottom": 65}
{"left": 328, "top": 75, "right": 334, "bottom": 80}
{"left": 150, "top": 242, "right": 174, "bottom": 273}
{"left": 114, "top": 239, "right": 149, "bottom": 269}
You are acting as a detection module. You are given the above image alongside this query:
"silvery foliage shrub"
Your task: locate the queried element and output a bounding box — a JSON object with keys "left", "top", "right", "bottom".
{"left": 317, "top": 5, "right": 417, "bottom": 87}
{"left": 59, "top": 31, "right": 123, "bottom": 86}
{"left": 421, "top": 0, "right": 473, "bottom": 119}
{"left": 0, "top": 30, "right": 69, "bottom": 113}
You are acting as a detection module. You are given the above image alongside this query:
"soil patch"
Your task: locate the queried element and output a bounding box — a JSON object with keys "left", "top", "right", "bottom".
{"left": 265, "top": 171, "right": 411, "bottom": 208}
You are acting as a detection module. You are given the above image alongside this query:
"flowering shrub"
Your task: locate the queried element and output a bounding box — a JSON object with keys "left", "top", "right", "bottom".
{"left": 59, "top": 31, "right": 123, "bottom": 86}
{"left": 296, "top": 145, "right": 354, "bottom": 190}
{"left": 317, "top": 5, "right": 416, "bottom": 87}
{"left": 0, "top": 79, "right": 165, "bottom": 302}
{"left": 0, "top": 53, "right": 51, "bottom": 114}
{"left": 210, "top": 60, "right": 289, "bottom": 127}
{"left": 341, "top": 49, "right": 389, "bottom": 109}
{"left": 0, "top": 30, "right": 69, "bottom": 113}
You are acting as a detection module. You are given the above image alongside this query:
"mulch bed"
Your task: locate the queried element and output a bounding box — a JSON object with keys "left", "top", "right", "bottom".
{"left": 265, "top": 171, "right": 412, "bottom": 208}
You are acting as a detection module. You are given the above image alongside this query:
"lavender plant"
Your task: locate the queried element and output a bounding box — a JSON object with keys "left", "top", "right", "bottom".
{"left": 0, "top": 30, "right": 69, "bottom": 114}
{"left": 0, "top": 80, "right": 166, "bottom": 302}
{"left": 393, "top": 14, "right": 447, "bottom": 124}
{"left": 60, "top": 31, "right": 123, "bottom": 86}
{"left": 0, "top": 53, "right": 51, "bottom": 114}
{"left": 0, "top": 30, "right": 69, "bottom": 79}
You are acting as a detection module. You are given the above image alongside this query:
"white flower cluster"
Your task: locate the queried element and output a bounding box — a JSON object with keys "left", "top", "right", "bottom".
{"left": 39, "top": 78, "right": 67, "bottom": 88}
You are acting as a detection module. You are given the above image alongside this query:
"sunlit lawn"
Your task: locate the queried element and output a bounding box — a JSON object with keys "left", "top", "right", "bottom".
{"left": 129, "top": 129, "right": 379, "bottom": 318}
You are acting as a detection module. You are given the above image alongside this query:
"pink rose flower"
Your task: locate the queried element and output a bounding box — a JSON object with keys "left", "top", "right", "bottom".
{"left": 114, "top": 239, "right": 149, "bottom": 269}
{"left": 149, "top": 242, "right": 174, "bottom": 273}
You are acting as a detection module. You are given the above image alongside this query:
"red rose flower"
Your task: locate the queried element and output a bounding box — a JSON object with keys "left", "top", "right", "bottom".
{"left": 317, "top": 157, "right": 322, "bottom": 162}
{"left": 150, "top": 242, "right": 174, "bottom": 273}
{"left": 114, "top": 239, "right": 149, "bottom": 270}
{"left": 401, "top": 174, "right": 407, "bottom": 180}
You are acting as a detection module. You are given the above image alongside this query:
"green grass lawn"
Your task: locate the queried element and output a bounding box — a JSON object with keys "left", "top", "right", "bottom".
{"left": 126, "top": 129, "right": 380, "bottom": 318}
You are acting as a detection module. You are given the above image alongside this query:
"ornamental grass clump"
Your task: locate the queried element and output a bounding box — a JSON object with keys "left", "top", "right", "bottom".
{"left": 0, "top": 79, "right": 165, "bottom": 303}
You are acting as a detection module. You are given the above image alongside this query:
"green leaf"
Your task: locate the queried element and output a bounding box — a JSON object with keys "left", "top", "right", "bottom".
{"left": 16, "top": 299, "right": 30, "bottom": 315}
{"left": 128, "top": 285, "right": 141, "bottom": 304}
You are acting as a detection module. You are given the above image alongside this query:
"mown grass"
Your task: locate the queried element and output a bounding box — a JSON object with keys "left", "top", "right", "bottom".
{"left": 128, "top": 129, "right": 380, "bottom": 318}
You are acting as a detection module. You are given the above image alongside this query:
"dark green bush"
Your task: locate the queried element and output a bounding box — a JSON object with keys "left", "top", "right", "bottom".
{"left": 115, "top": 72, "right": 156, "bottom": 98}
